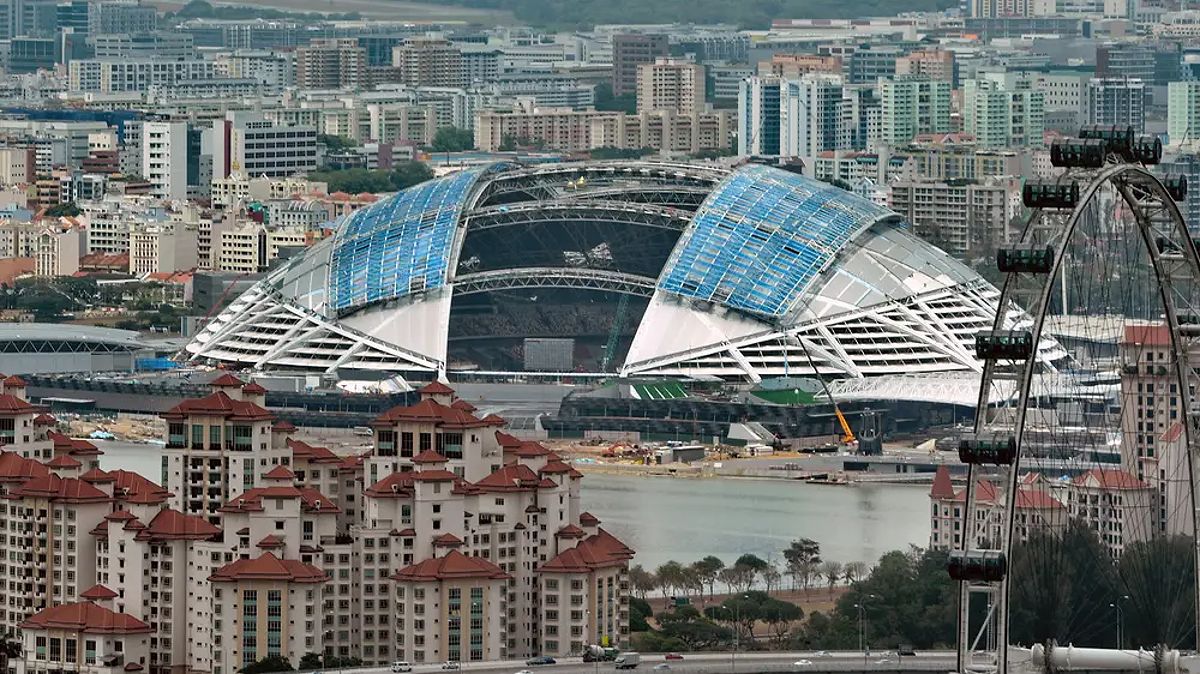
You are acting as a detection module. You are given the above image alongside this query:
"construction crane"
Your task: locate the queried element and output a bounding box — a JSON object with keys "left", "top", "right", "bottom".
{"left": 794, "top": 335, "right": 857, "bottom": 447}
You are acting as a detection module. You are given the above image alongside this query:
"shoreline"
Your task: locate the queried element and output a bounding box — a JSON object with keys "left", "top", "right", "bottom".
{"left": 570, "top": 459, "right": 937, "bottom": 486}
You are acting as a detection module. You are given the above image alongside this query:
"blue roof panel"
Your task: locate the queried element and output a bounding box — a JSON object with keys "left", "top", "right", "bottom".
{"left": 327, "top": 169, "right": 483, "bottom": 312}
{"left": 658, "top": 165, "right": 895, "bottom": 318}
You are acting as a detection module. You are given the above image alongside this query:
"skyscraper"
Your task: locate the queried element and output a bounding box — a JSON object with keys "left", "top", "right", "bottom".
{"left": 963, "top": 76, "right": 1045, "bottom": 148}
{"left": 779, "top": 75, "right": 845, "bottom": 162}
{"left": 1168, "top": 80, "right": 1200, "bottom": 148}
{"left": 1087, "top": 77, "right": 1146, "bottom": 133}
{"left": 611, "top": 33, "right": 668, "bottom": 97}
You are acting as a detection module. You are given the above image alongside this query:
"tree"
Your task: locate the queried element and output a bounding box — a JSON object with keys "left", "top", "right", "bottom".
{"left": 594, "top": 81, "right": 636, "bottom": 113}
{"left": 657, "top": 560, "right": 686, "bottom": 598}
{"left": 297, "top": 654, "right": 322, "bottom": 671}
{"left": 820, "top": 561, "right": 844, "bottom": 597}
{"left": 843, "top": 561, "right": 868, "bottom": 585}
{"left": 45, "top": 201, "right": 81, "bottom": 217}
{"left": 630, "top": 597, "right": 653, "bottom": 632}
{"left": 656, "top": 605, "right": 734, "bottom": 650}
{"left": 691, "top": 556, "right": 725, "bottom": 599}
{"left": 431, "top": 126, "right": 475, "bottom": 152}
{"left": 240, "top": 656, "right": 294, "bottom": 674}
{"left": 762, "top": 564, "right": 782, "bottom": 595}
{"left": 784, "top": 539, "right": 822, "bottom": 593}
{"left": 317, "top": 134, "right": 357, "bottom": 151}
{"left": 629, "top": 564, "right": 657, "bottom": 601}
{"left": 761, "top": 598, "right": 804, "bottom": 645}
{"left": 307, "top": 162, "right": 433, "bottom": 194}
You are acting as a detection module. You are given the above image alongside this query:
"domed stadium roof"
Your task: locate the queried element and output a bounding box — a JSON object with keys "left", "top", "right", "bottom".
{"left": 186, "top": 161, "right": 1062, "bottom": 382}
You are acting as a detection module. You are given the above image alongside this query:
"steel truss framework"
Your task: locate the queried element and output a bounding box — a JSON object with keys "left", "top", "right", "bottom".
{"left": 468, "top": 161, "right": 728, "bottom": 208}
{"left": 453, "top": 268, "right": 656, "bottom": 297}
{"left": 0, "top": 340, "right": 142, "bottom": 354}
{"left": 955, "top": 163, "right": 1200, "bottom": 674}
{"left": 461, "top": 201, "right": 694, "bottom": 233}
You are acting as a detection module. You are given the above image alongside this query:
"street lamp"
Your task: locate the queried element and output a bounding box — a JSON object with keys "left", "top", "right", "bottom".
{"left": 854, "top": 594, "right": 878, "bottom": 666}
{"left": 730, "top": 593, "right": 750, "bottom": 673}
{"left": 1110, "top": 595, "right": 1129, "bottom": 649}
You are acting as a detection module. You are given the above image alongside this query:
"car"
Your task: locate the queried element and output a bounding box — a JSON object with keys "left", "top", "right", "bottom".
{"left": 814, "top": 651, "right": 832, "bottom": 658}
{"left": 526, "top": 656, "right": 556, "bottom": 666}
{"left": 898, "top": 645, "right": 916, "bottom": 657}
{"left": 391, "top": 662, "right": 413, "bottom": 673}
{"left": 442, "top": 663, "right": 461, "bottom": 670}
{"left": 794, "top": 660, "right": 814, "bottom": 667}
{"left": 665, "top": 653, "right": 684, "bottom": 661}
{"left": 515, "top": 670, "right": 534, "bottom": 674}
{"left": 653, "top": 665, "right": 671, "bottom": 671}
{"left": 876, "top": 658, "right": 893, "bottom": 664}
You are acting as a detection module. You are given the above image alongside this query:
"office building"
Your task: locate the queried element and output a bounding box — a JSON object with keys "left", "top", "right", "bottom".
{"left": 88, "top": 1, "right": 156, "bottom": 35}
{"left": 91, "top": 31, "right": 194, "bottom": 60}
{"left": 1096, "top": 42, "right": 1156, "bottom": 83}
{"left": 128, "top": 223, "right": 199, "bottom": 275}
{"left": 848, "top": 43, "right": 912, "bottom": 84}
{"left": 1087, "top": 78, "right": 1146, "bottom": 133}
{"left": 611, "top": 33, "right": 668, "bottom": 97}
{"left": 758, "top": 54, "right": 842, "bottom": 79}
{"left": 636, "top": 57, "right": 705, "bottom": 115}
{"left": 211, "top": 112, "right": 318, "bottom": 180}
{"left": 7, "top": 36, "right": 54, "bottom": 73}
{"left": 67, "top": 59, "right": 215, "bottom": 93}
{"left": 879, "top": 76, "right": 951, "bottom": 147}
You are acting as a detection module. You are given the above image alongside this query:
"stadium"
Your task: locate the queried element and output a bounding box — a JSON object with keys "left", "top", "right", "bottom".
{"left": 185, "top": 161, "right": 1062, "bottom": 383}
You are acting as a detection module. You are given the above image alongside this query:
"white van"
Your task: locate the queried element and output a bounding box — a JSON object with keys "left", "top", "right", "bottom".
{"left": 391, "top": 662, "right": 412, "bottom": 673}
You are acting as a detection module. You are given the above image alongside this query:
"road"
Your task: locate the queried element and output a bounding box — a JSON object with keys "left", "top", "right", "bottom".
{"left": 336, "top": 651, "right": 956, "bottom": 674}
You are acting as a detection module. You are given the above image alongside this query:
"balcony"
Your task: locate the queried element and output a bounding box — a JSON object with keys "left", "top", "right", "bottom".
{"left": 168, "top": 435, "right": 186, "bottom": 448}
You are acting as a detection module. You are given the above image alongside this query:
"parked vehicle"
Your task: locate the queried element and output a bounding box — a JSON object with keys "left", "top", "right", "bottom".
{"left": 390, "top": 662, "right": 412, "bottom": 673}
{"left": 526, "top": 656, "right": 556, "bottom": 666}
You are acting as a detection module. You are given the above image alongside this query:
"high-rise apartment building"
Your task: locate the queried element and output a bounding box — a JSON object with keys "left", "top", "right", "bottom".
{"left": 91, "top": 31, "right": 194, "bottom": 60}
{"left": 1087, "top": 78, "right": 1146, "bottom": 133}
{"left": 889, "top": 177, "right": 1021, "bottom": 256}
{"left": 738, "top": 76, "right": 782, "bottom": 156}
{"left": 963, "top": 76, "right": 1045, "bottom": 148}
{"left": 611, "top": 33, "right": 668, "bottom": 97}
{"left": 636, "top": 57, "right": 705, "bottom": 115}
{"left": 1168, "top": 80, "right": 1200, "bottom": 147}
{"left": 895, "top": 48, "right": 956, "bottom": 84}
{"left": 391, "top": 36, "right": 465, "bottom": 88}
{"left": 757, "top": 54, "right": 842, "bottom": 79}
{"left": 295, "top": 38, "right": 367, "bottom": 89}
{"left": 142, "top": 121, "right": 189, "bottom": 201}
{"left": 779, "top": 75, "right": 844, "bottom": 163}
{"left": 879, "top": 75, "right": 951, "bottom": 147}
{"left": 88, "top": 0, "right": 156, "bottom": 35}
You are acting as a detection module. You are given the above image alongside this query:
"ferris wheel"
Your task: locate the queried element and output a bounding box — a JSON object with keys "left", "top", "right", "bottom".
{"left": 952, "top": 126, "right": 1200, "bottom": 674}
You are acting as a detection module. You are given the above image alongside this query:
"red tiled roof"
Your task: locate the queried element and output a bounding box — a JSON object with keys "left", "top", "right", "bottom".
{"left": 162, "top": 391, "right": 273, "bottom": 422}
{"left": 48, "top": 432, "right": 102, "bottom": 457}
{"left": 556, "top": 524, "right": 586, "bottom": 538}
{"left": 80, "top": 584, "right": 118, "bottom": 600}
{"left": 221, "top": 484, "right": 338, "bottom": 514}
{"left": 273, "top": 420, "right": 297, "bottom": 432}
{"left": 541, "top": 528, "right": 635, "bottom": 574}
{"left": 1123, "top": 323, "right": 1171, "bottom": 347}
{"left": 139, "top": 509, "right": 221, "bottom": 541}
{"left": 46, "top": 455, "right": 82, "bottom": 469}
{"left": 108, "top": 470, "right": 171, "bottom": 505}
{"left": 242, "top": 382, "right": 267, "bottom": 394}
{"left": 264, "top": 465, "right": 296, "bottom": 480}
{"left": 104, "top": 510, "right": 136, "bottom": 522}
{"left": 287, "top": 439, "right": 340, "bottom": 463}
{"left": 475, "top": 463, "right": 541, "bottom": 493}
{"left": 495, "top": 430, "right": 522, "bottom": 448}
{"left": 10, "top": 474, "right": 110, "bottom": 503}
{"left": 297, "top": 487, "right": 340, "bottom": 513}
{"left": 930, "top": 465, "right": 955, "bottom": 500}
{"left": 1014, "top": 488, "right": 1064, "bottom": 510}
{"left": 394, "top": 528, "right": 416, "bottom": 537}
{"left": 0, "top": 393, "right": 37, "bottom": 414}
{"left": 579, "top": 512, "right": 600, "bottom": 526}
{"left": 364, "top": 472, "right": 415, "bottom": 498}
{"left": 482, "top": 413, "right": 506, "bottom": 426}
{"left": 256, "top": 534, "right": 286, "bottom": 549}
{"left": 209, "top": 373, "right": 245, "bottom": 387}
{"left": 4, "top": 375, "right": 26, "bottom": 387}
{"left": 33, "top": 413, "right": 56, "bottom": 426}
{"left": 451, "top": 399, "right": 477, "bottom": 412}
{"left": 21, "top": 602, "right": 151, "bottom": 634}
{"left": 80, "top": 468, "right": 113, "bottom": 483}
{"left": 0, "top": 450, "right": 48, "bottom": 483}
{"left": 391, "top": 549, "right": 509, "bottom": 582}
{"left": 515, "top": 441, "right": 551, "bottom": 458}
{"left": 433, "top": 532, "right": 463, "bottom": 547}
{"left": 373, "top": 398, "right": 488, "bottom": 429}
{"left": 540, "top": 461, "right": 574, "bottom": 475}
{"left": 1073, "top": 468, "right": 1149, "bottom": 490}
{"left": 210, "top": 552, "right": 328, "bottom": 583}
{"left": 412, "top": 449, "right": 449, "bottom": 464}
{"left": 418, "top": 380, "right": 455, "bottom": 395}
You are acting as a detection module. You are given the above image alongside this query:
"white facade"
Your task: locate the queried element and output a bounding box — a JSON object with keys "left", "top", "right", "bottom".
{"left": 142, "top": 122, "right": 188, "bottom": 201}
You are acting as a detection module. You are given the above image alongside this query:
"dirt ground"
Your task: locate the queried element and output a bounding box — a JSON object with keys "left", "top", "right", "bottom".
{"left": 645, "top": 586, "right": 847, "bottom": 616}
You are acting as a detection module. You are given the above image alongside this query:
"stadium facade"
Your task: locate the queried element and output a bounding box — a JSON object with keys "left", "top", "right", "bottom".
{"left": 186, "top": 161, "right": 1063, "bottom": 382}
